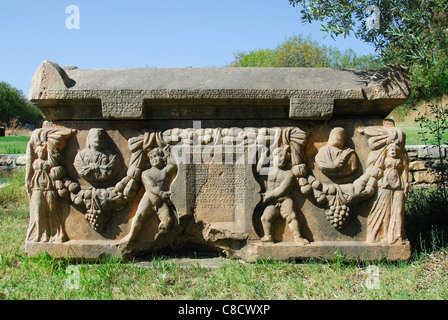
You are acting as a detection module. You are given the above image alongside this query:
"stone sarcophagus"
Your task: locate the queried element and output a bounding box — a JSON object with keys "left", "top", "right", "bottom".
{"left": 25, "top": 60, "right": 412, "bottom": 261}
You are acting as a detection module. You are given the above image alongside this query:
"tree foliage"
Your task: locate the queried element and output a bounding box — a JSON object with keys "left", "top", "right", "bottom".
{"left": 288, "top": 1, "right": 448, "bottom": 201}
{"left": 229, "top": 34, "right": 383, "bottom": 70}
{"left": 289, "top": 0, "right": 448, "bottom": 103}
{"left": 0, "top": 81, "right": 43, "bottom": 127}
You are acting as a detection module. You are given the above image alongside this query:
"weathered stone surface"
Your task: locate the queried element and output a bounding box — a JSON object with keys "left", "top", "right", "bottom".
{"left": 15, "top": 155, "right": 27, "bottom": 166}
{"left": 409, "top": 161, "right": 427, "bottom": 171}
{"left": 417, "top": 145, "right": 446, "bottom": 159}
{"left": 24, "top": 61, "right": 413, "bottom": 262}
{"left": 25, "top": 240, "right": 122, "bottom": 261}
{"left": 289, "top": 98, "right": 334, "bottom": 120}
{"left": 413, "top": 171, "right": 438, "bottom": 184}
{"left": 363, "top": 64, "right": 411, "bottom": 101}
{"left": 0, "top": 154, "right": 27, "bottom": 170}
{"left": 0, "top": 156, "right": 13, "bottom": 166}
{"left": 28, "top": 60, "right": 73, "bottom": 100}
{"left": 405, "top": 145, "right": 448, "bottom": 187}
{"left": 236, "top": 241, "right": 412, "bottom": 262}
{"left": 29, "top": 61, "right": 410, "bottom": 120}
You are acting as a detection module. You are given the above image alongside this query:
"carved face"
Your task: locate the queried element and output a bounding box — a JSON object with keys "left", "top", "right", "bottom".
{"left": 328, "top": 128, "right": 347, "bottom": 149}
{"left": 387, "top": 143, "right": 399, "bottom": 159}
{"left": 149, "top": 148, "right": 166, "bottom": 168}
{"left": 87, "top": 129, "right": 106, "bottom": 151}
{"left": 272, "top": 147, "right": 290, "bottom": 168}
{"left": 36, "top": 146, "right": 47, "bottom": 159}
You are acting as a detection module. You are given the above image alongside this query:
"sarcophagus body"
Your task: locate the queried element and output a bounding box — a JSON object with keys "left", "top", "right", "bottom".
{"left": 25, "top": 60, "right": 412, "bottom": 261}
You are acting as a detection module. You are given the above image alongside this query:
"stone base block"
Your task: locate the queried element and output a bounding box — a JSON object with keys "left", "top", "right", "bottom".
{"left": 25, "top": 240, "right": 412, "bottom": 263}
{"left": 235, "top": 241, "right": 412, "bottom": 262}
{"left": 25, "top": 240, "right": 122, "bottom": 261}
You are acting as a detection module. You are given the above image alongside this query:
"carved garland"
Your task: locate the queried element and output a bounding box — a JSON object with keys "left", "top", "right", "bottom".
{"left": 51, "top": 132, "right": 159, "bottom": 232}
{"left": 296, "top": 126, "right": 406, "bottom": 233}
{"left": 27, "top": 123, "right": 407, "bottom": 242}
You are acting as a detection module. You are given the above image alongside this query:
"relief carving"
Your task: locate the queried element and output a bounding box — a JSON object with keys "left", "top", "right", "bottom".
{"left": 73, "top": 131, "right": 146, "bottom": 232}
{"left": 74, "top": 128, "right": 121, "bottom": 183}
{"left": 363, "top": 127, "right": 408, "bottom": 245}
{"left": 323, "top": 184, "right": 352, "bottom": 230}
{"left": 43, "top": 128, "right": 146, "bottom": 232}
{"left": 121, "top": 146, "right": 178, "bottom": 243}
{"left": 255, "top": 127, "right": 310, "bottom": 245}
{"left": 25, "top": 61, "right": 413, "bottom": 262}
{"left": 25, "top": 122, "right": 409, "bottom": 258}
{"left": 25, "top": 125, "right": 75, "bottom": 243}
{"left": 298, "top": 125, "right": 408, "bottom": 240}
{"left": 315, "top": 127, "right": 359, "bottom": 179}
{"left": 257, "top": 146, "right": 309, "bottom": 244}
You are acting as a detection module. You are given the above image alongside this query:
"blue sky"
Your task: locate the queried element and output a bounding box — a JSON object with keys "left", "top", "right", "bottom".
{"left": 0, "top": 0, "right": 376, "bottom": 97}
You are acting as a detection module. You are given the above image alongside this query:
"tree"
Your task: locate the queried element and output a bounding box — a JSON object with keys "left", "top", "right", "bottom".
{"left": 289, "top": 1, "right": 448, "bottom": 228}
{"left": 288, "top": 0, "right": 448, "bottom": 103}
{"left": 0, "top": 81, "right": 43, "bottom": 127}
{"left": 229, "top": 34, "right": 383, "bottom": 70}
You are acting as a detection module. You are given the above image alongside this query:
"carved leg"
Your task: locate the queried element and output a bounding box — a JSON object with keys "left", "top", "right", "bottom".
{"left": 156, "top": 203, "right": 172, "bottom": 234}
{"left": 120, "top": 193, "right": 153, "bottom": 243}
{"left": 387, "top": 190, "right": 406, "bottom": 245}
{"left": 280, "top": 198, "right": 309, "bottom": 245}
{"left": 27, "top": 189, "right": 50, "bottom": 242}
{"left": 260, "top": 204, "right": 278, "bottom": 242}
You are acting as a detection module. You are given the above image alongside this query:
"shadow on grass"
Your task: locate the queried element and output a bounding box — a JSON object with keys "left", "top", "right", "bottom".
{"left": 405, "top": 186, "right": 448, "bottom": 258}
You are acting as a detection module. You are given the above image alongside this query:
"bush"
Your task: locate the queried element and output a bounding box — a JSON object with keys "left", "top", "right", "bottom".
{"left": 0, "top": 82, "right": 43, "bottom": 128}
{"left": 405, "top": 187, "right": 448, "bottom": 252}
{"left": 229, "top": 34, "right": 383, "bottom": 70}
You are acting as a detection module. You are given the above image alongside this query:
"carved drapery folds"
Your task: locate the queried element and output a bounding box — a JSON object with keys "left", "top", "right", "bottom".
{"left": 25, "top": 124, "right": 409, "bottom": 254}
{"left": 24, "top": 61, "right": 413, "bottom": 261}
{"left": 363, "top": 127, "right": 408, "bottom": 245}
{"left": 25, "top": 123, "right": 75, "bottom": 243}
{"left": 315, "top": 127, "right": 359, "bottom": 179}
{"left": 74, "top": 128, "right": 121, "bottom": 183}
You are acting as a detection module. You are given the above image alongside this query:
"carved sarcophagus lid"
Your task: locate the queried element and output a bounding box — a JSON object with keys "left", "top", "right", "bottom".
{"left": 29, "top": 60, "right": 410, "bottom": 120}
{"left": 25, "top": 60, "right": 412, "bottom": 262}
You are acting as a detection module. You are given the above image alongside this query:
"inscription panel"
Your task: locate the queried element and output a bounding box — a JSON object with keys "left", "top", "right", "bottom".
{"left": 194, "top": 163, "right": 246, "bottom": 222}
{"left": 289, "top": 98, "right": 334, "bottom": 120}
{"left": 101, "top": 98, "right": 144, "bottom": 118}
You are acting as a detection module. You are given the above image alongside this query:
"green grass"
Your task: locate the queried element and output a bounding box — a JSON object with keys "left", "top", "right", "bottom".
{"left": 395, "top": 121, "right": 448, "bottom": 145}
{"left": 0, "top": 169, "right": 448, "bottom": 300}
{"left": 0, "top": 169, "right": 27, "bottom": 206}
{"left": 0, "top": 136, "right": 29, "bottom": 154}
